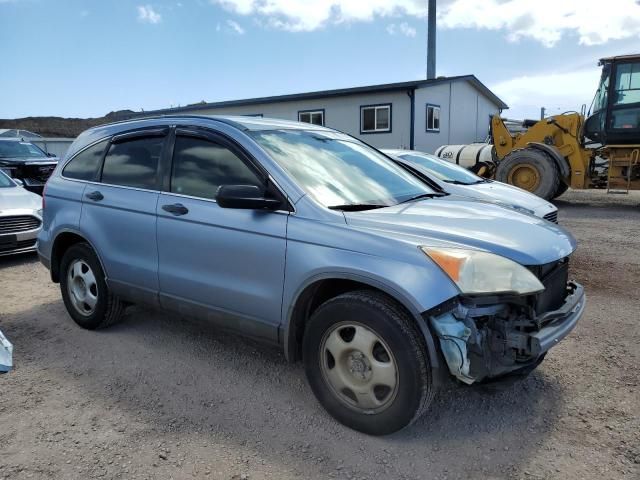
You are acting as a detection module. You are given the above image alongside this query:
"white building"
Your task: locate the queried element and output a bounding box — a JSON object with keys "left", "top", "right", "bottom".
{"left": 144, "top": 75, "right": 508, "bottom": 154}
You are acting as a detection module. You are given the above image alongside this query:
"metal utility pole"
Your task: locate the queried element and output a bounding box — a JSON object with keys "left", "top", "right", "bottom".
{"left": 427, "top": 0, "right": 436, "bottom": 79}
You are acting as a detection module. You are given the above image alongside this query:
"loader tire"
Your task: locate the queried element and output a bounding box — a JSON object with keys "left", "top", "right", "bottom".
{"left": 552, "top": 182, "right": 569, "bottom": 199}
{"left": 496, "top": 148, "right": 560, "bottom": 201}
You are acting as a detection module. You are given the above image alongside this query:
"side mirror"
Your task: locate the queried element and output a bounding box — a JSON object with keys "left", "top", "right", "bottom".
{"left": 216, "top": 185, "right": 282, "bottom": 210}
{"left": 14, "top": 178, "right": 24, "bottom": 187}
{"left": 46, "top": 152, "right": 56, "bottom": 158}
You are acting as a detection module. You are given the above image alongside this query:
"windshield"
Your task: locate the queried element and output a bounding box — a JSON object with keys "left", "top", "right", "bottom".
{"left": 0, "top": 141, "right": 47, "bottom": 159}
{"left": 589, "top": 64, "right": 610, "bottom": 114}
{"left": 251, "top": 130, "right": 435, "bottom": 208}
{"left": 396, "top": 152, "right": 483, "bottom": 185}
{"left": 0, "top": 170, "right": 16, "bottom": 188}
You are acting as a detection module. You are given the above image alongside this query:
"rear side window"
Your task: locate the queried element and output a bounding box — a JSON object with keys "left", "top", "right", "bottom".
{"left": 170, "top": 135, "right": 263, "bottom": 200}
{"left": 101, "top": 136, "right": 164, "bottom": 189}
{"left": 63, "top": 140, "right": 108, "bottom": 181}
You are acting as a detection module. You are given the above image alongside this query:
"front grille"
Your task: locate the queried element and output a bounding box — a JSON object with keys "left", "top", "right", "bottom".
{"left": 24, "top": 164, "right": 56, "bottom": 183}
{"left": 0, "top": 238, "right": 36, "bottom": 253}
{"left": 528, "top": 257, "right": 569, "bottom": 315}
{"left": 0, "top": 215, "right": 41, "bottom": 234}
{"left": 543, "top": 211, "right": 558, "bottom": 223}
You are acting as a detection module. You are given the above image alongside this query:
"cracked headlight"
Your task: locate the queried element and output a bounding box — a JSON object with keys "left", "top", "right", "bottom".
{"left": 421, "top": 247, "right": 544, "bottom": 295}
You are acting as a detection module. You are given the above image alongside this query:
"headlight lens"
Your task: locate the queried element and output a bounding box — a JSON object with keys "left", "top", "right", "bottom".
{"left": 421, "top": 247, "right": 544, "bottom": 295}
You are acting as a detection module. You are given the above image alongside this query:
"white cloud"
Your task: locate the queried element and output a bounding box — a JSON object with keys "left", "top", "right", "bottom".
{"left": 226, "top": 19, "right": 245, "bottom": 34}
{"left": 210, "top": 0, "right": 640, "bottom": 46}
{"left": 216, "top": 19, "right": 246, "bottom": 34}
{"left": 387, "top": 22, "right": 416, "bottom": 37}
{"left": 137, "top": 5, "right": 162, "bottom": 24}
{"left": 491, "top": 68, "right": 602, "bottom": 119}
{"left": 212, "top": 0, "right": 426, "bottom": 32}
{"left": 439, "top": 0, "right": 640, "bottom": 47}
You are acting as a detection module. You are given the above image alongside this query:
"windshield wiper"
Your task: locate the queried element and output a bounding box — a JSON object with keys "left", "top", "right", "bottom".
{"left": 399, "top": 192, "right": 446, "bottom": 204}
{"left": 444, "top": 180, "right": 474, "bottom": 185}
{"left": 328, "top": 204, "right": 388, "bottom": 211}
{"left": 445, "top": 179, "right": 486, "bottom": 185}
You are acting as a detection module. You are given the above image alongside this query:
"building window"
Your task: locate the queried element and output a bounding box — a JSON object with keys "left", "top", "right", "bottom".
{"left": 426, "top": 104, "right": 440, "bottom": 132}
{"left": 298, "top": 110, "right": 324, "bottom": 126}
{"left": 360, "top": 104, "right": 391, "bottom": 133}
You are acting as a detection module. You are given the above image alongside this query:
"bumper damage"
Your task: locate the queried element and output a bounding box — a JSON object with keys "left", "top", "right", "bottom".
{"left": 428, "top": 281, "right": 585, "bottom": 384}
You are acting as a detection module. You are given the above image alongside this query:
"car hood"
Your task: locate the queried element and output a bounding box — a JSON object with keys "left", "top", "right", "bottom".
{"left": 344, "top": 196, "right": 575, "bottom": 265}
{"left": 0, "top": 156, "right": 58, "bottom": 165}
{"left": 0, "top": 186, "right": 41, "bottom": 211}
{"left": 464, "top": 181, "right": 555, "bottom": 211}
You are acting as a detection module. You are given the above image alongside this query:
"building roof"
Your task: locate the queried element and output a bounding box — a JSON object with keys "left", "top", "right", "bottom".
{"left": 141, "top": 75, "right": 508, "bottom": 116}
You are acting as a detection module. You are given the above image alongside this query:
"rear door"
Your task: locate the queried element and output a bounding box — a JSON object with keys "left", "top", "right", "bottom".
{"left": 80, "top": 128, "right": 168, "bottom": 305}
{"left": 156, "top": 127, "right": 288, "bottom": 342}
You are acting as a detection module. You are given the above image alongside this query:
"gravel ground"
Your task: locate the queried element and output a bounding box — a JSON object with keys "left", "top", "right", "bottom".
{"left": 1, "top": 189, "right": 639, "bottom": 480}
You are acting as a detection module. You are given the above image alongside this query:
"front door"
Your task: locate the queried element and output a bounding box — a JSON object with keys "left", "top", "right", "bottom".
{"left": 156, "top": 128, "right": 288, "bottom": 342}
{"left": 607, "top": 60, "right": 640, "bottom": 144}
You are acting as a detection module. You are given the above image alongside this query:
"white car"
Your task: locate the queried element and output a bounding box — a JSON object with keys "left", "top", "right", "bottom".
{"left": 0, "top": 169, "right": 43, "bottom": 256}
{"left": 383, "top": 149, "right": 558, "bottom": 223}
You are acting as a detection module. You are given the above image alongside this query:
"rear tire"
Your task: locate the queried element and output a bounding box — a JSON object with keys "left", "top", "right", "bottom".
{"left": 60, "top": 243, "right": 125, "bottom": 330}
{"left": 496, "top": 148, "right": 560, "bottom": 201}
{"left": 302, "top": 290, "right": 435, "bottom": 435}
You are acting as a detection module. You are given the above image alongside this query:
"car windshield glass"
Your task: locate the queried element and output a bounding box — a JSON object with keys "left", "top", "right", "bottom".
{"left": 251, "top": 130, "right": 435, "bottom": 208}
{"left": 0, "top": 170, "right": 16, "bottom": 188}
{"left": 397, "top": 152, "right": 484, "bottom": 185}
{"left": 0, "top": 141, "right": 47, "bottom": 159}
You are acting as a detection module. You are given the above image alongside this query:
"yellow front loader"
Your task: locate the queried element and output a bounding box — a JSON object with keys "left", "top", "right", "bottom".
{"left": 444, "top": 55, "right": 640, "bottom": 201}
{"left": 491, "top": 113, "right": 594, "bottom": 199}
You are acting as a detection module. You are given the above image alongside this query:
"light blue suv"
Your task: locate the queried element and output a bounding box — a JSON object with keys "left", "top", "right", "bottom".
{"left": 38, "top": 116, "right": 585, "bottom": 435}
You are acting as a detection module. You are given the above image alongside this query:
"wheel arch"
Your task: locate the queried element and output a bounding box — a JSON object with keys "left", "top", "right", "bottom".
{"left": 50, "top": 229, "right": 107, "bottom": 283}
{"left": 282, "top": 273, "right": 443, "bottom": 380}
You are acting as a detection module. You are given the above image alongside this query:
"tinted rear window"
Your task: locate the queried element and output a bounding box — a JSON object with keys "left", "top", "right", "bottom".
{"left": 63, "top": 140, "right": 108, "bottom": 181}
{"left": 101, "top": 136, "right": 164, "bottom": 189}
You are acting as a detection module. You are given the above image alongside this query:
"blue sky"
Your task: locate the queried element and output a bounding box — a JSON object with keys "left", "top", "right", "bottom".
{"left": 1, "top": 0, "right": 639, "bottom": 120}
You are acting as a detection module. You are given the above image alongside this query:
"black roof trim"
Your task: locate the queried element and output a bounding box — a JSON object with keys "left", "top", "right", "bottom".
{"left": 599, "top": 53, "right": 640, "bottom": 64}
{"left": 139, "top": 75, "right": 508, "bottom": 116}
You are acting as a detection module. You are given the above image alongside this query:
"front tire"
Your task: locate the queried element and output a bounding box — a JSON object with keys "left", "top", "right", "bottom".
{"left": 302, "top": 290, "right": 435, "bottom": 435}
{"left": 496, "top": 148, "right": 560, "bottom": 200}
{"left": 60, "top": 243, "right": 125, "bottom": 330}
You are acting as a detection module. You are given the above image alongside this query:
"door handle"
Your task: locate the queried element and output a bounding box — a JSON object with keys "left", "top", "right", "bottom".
{"left": 162, "top": 203, "right": 189, "bottom": 216}
{"left": 85, "top": 190, "right": 104, "bottom": 201}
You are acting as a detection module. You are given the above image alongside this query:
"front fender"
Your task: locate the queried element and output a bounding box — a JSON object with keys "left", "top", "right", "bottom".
{"left": 280, "top": 216, "right": 460, "bottom": 378}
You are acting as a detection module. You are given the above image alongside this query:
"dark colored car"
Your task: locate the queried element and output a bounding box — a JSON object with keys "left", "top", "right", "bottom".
{"left": 0, "top": 138, "right": 58, "bottom": 195}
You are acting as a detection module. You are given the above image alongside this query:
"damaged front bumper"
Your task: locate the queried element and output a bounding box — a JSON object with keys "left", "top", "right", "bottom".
{"left": 427, "top": 281, "right": 585, "bottom": 384}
